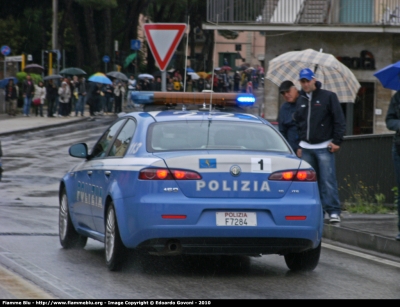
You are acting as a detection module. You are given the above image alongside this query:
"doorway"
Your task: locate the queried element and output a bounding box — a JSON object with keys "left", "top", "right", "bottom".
{"left": 353, "top": 82, "right": 374, "bottom": 135}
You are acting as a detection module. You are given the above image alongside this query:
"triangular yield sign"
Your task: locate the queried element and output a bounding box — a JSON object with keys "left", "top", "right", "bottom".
{"left": 143, "top": 23, "right": 187, "bottom": 71}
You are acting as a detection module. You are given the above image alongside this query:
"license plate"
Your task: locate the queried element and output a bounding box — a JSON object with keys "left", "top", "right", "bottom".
{"left": 216, "top": 212, "right": 257, "bottom": 226}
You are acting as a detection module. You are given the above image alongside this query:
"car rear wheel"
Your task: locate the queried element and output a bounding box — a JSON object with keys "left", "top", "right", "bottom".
{"left": 284, "top": 242, "right": 321, "bottom": 271}
{"left": 105, "top": 203, "right": 126, "bottom": 271}
{"left": 59, "top": 188, "right": 87, "bottom": 249}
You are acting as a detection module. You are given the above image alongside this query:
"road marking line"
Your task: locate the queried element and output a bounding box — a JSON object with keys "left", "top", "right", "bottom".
{"left": 323, "top": 242, "right": 400, "bottom": 268}
{"left": 0, "top": 264, "right": 54, "bottom": 299}
{"left": 0, "top": 252, "right": 93, "bottom": 299}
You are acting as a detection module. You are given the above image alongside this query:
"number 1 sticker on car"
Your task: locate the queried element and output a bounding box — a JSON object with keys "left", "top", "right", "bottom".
{"left": 251, "top": 158, "right": 271, "bottom": 173}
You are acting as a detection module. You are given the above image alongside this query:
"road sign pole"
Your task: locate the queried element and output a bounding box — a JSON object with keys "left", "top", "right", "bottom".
{"left": 162, "top": 70, "right": 166, "bottom": 92}
{"left": 136, "top": 50, "right": 138, "bottom": 78}
{"left": 3, "top": 56, "right": 6, "bottom": 79}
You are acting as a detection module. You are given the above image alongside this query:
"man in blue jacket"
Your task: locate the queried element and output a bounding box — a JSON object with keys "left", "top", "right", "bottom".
{"left": 278, "top": 80, "right": 300, "bottom": 154}
{"left": 294, "top": 68, "right": 346, "bottom": 224}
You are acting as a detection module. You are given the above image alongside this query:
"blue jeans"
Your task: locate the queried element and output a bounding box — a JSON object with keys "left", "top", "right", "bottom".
{"left": 23, "top": 96, "right": 32, "bottom": 115}
{"left": 53, "top": 97, "right": 60, "bottom": 115}
{"left": 301, "top": 147, "right": 341, "bottom": 215}
{"left": 392, "top": 144, "right": 400, "bottom": 232}
{"left": 105, "top": 97, "right": 113, "bottom": 112}
{"left": 75, "top": 95, "right": 84, "bottom": 115}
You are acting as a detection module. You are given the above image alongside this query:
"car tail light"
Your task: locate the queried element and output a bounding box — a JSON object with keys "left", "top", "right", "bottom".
{"left": 269, "top": 170, "right": 316, "bottom": 181}
{"left": 139, "top": 168, "right": 202, "bottom": 180}
{"left": 285, "top": 216, "right": 307, "bottom": 220}
{"left": 162, "top": 215, "right": 187, "bottom": 219}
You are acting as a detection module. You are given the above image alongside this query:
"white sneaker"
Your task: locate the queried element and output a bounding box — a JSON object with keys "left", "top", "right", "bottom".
{"left": 329, "top": 214, "right": 341, "bottom": 224}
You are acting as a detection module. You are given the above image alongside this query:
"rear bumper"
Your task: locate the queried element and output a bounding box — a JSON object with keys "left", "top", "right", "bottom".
{"left": 137, "top": 237, "right": 314, "bottom": 256}
{"left": 114, "top": 195, "right": 323, "bottom": 254}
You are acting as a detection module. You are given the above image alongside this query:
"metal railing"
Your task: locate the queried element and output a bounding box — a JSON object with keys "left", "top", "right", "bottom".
{"left": 336, "top": 133, "right": 396, "bottom": 205}
{"left": 207, "top": 0, "right": 400, "bottom": 25}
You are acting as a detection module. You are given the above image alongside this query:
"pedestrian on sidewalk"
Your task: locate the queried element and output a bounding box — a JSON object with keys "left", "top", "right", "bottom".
{"left": 71, "top": 75, "right": 79, "bottom": 116}
{"left": 58, "top": 81, "right": 71, "bottom": 117}
{"left": 33, "top": 81, "right": 46, "bottom": 117}
{"left": 5, "top": 79, "right": 18, "bottom": 116}
{"left": 385, "top": 91, "right": 400, "bottom": 241}
{"left": 22, "top": 74, "right": 35, "bottom": 117}
{"left": 277, "top": 80, "right": 300, "bottom": 154}
{"left": 86, "top": 82, "right": 101, "bottom": 116}
{"left": 102, "top": 83, "right": 114, "bottom": 114}
{"left": 75, "top": 76, "right": 86, "bottom": 116}
{"left": 294, "top": 68, "right": 346, "bottom": 224}
{"left": 113, "top": 80, "right": 124, "bottom": 113}
{"left": 46, "top": 80, "right": 58, "bottom": 117}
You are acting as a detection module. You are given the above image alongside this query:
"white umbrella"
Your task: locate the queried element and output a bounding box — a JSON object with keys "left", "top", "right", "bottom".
{"left": 266, "top": 49, "right": 361, "bottom": 103}
{"left": 138, "top": 73, "right": 154, "bottom": 79}
{"left": 188, "top": 72, "right": 200, "bottom": 80}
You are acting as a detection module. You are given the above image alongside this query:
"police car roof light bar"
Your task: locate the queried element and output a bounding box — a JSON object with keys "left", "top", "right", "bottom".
{"left": 130, "top": 91, "right": 255, "bottom": 108}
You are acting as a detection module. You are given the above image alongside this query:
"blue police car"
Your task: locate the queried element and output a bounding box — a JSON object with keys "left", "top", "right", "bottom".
{"left": 59, "top": 93, "right": 323, "bottom": 271}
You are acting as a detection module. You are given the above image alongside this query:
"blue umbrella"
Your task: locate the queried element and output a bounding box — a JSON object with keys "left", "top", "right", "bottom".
{"left": 374, "top": 61, "right": 400, "bottom": 91}
{"left": 0, "top": 77, "right": 18, "bottom": 89}
{"left": 88, "top": 73, "right": 112, "bottom": 85}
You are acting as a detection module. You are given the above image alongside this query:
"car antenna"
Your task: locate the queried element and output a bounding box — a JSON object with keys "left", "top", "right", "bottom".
{"left": 208, "top": 14, "right": 219, "bottom": 118}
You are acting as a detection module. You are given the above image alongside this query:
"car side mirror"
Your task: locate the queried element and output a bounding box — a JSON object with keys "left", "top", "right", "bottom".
{"left": 69, "top": 143, "right": 88, "bottom": 159}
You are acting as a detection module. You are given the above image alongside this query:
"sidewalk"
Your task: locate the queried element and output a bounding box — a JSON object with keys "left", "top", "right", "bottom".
{"left": 0, "top": 111, "right": 399, "bottom": 259}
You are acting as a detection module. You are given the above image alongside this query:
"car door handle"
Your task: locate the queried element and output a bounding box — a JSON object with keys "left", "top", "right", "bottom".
{"left": 105, "top": 171, "right": 111, "bottom": 176}
{"left": 87, "top": 171, "right": 93, "bottom": 176}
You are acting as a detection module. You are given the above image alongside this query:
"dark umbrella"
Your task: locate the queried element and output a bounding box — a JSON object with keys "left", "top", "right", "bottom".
{"left": 59, "top": 67, "right": 87, "bottom": 76}
{"left": 106, "top": 71, "right": 128, "bottom": 81}
{"left": 24, "top": 64, "right": 44, "bottom": 74}
{"left": 0, "top": 77, "right": 18, "bottom": 89}
{"left": 43, "top": 74, "right": 63, "bottom": 81}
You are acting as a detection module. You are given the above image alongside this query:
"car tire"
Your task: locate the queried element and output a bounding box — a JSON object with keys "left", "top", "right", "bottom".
{"left": 284, "top": 242, "right": 321, "bottom": 272}
{"left": 105, "top": 203, "right": 126, "bottom": 271}
{"left": 59, "top": 187, "right": 88, "bottom": 249}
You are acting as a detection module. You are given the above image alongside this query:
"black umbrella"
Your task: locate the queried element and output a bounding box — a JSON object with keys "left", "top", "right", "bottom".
{"left": 59, "top": 67, "right": 87, "bottom": 75}
{"left": 106, "top": 71, "right": 128, "bottom": 81}
{"left": 24, "top": 64, "right": 44, "bottom": 74}
{"left": 43, "top": 74, "right": 63, "bottom": 81}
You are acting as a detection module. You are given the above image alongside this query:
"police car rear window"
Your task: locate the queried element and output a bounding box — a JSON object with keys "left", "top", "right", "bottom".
{"left": 147, "top": 121, "right": 290, "bottom": 152}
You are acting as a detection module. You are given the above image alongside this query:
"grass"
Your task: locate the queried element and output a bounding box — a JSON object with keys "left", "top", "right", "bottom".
{"left": 340, "top": 176, "right": 397, "bottom": 214}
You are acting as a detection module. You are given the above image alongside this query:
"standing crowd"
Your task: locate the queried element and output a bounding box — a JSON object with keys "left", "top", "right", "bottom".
{"left": 4, "top": 74, "right": 133, "bottom": 118}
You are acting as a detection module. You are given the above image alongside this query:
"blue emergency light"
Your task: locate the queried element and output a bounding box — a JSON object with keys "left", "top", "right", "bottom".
{"left": 131, "top": 92, "right": 154, "bottom": 104}
{"left": 236, "top": 93, "right": 256, "bottom": 106}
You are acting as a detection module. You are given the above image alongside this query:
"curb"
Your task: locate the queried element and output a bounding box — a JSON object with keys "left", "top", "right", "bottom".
{"left": 323, "top": 223, "right": 400, "bottom": 258}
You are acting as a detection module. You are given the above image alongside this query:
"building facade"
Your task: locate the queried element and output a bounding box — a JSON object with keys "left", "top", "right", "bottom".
{"left": 204, "top": 0, "right": 400, "bottom": 135}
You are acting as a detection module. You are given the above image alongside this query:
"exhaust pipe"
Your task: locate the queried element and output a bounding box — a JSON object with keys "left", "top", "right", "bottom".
{"left": 166, "top": 239, "right": 182, "bottom": 254}
{"left": 148, "top": 239, "right": 183, "bottom": 255}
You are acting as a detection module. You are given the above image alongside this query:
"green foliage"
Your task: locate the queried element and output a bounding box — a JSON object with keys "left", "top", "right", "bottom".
{"left": 75, "top": 0, "right": 118, "bottom": 10}
{"left": 392, "top": 186, "right": 398, "bottom": 201}
{"left": 341, "top": 176, "right": 394, "bottom": 214}
{"left": 0, "top": 16, "right": 27, "bottom": 55}
{"left": 16, "top": 72, "right": 42, "bottom": 84}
